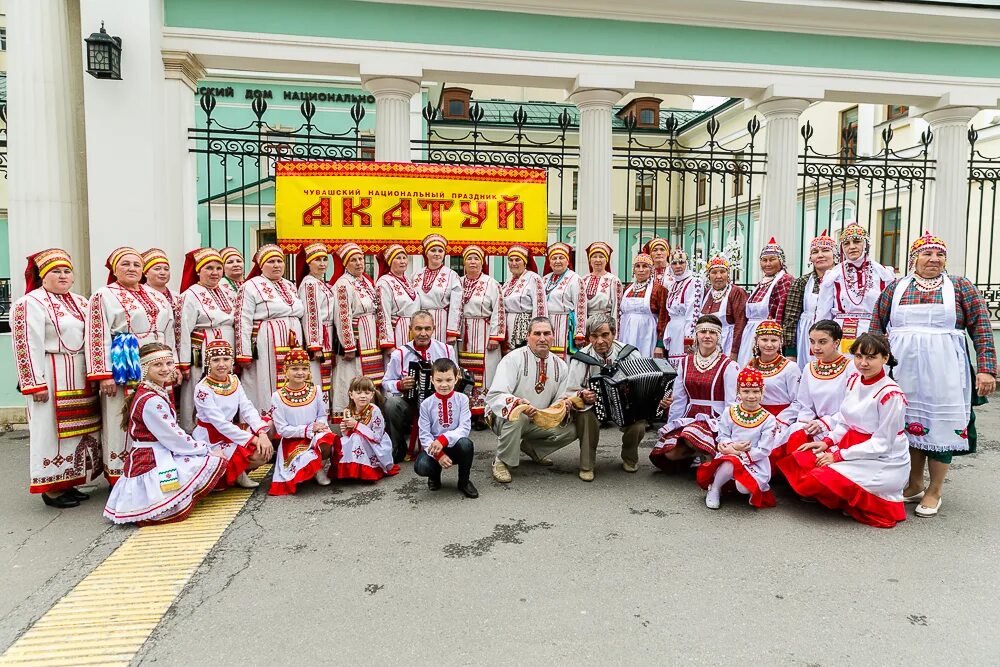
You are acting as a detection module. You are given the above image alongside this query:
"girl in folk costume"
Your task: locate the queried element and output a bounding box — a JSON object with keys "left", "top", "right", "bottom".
{"left": 542, "top": 242, "right": 587, "bottom": 361}
{"left": 643, "top": 237, "right": 672, "bottom": 288}
{"left": 330, "top": 242, "right": 392, "bottom": 416}
{"left": 747, "top": 320, "right": 800, "bottom": 422}
{"left": 871, "top": 232, "right": 997, "bottom": 519}
{"left": 296, "top": 242, "right": 335, "bottom": 403}
{"left": 778, "top": 334, "right": 910, "bottom": 528}
{"left": 376, "top": 244, "right": 420, "bottom": 353}
{"left": 662, "top": 246, "right": 704, "bottom": 367}
{"left": 769, "top": 320, "right": 851, "bottom": 464}
{"left": 88, "top": 247, "right": 177, "bottom": 485}
{"left": 219, "top": 247, "right": 245, "bottom": 297}
{"left": 177, "top": 247, "right": 235, "bottom": 432}
{"left": 782, "top": 231, "right": 837, "bottom": 368}
{"left": 13, "top": 249, "right": 102, "bottom": 508}
{"left": 334, "top": 376, "right": 399, "bottom": 481}
{"left": 234, "top": 244, "right": 305, "bottom": 413}
{"left": 500, "top": 244, "right": 546, "bottom": 350}
{"left": 650, "top": 316, "right": 738, "bottom": 472}
{"left": 192, "top": 340, "right": 274, "bottom": 490}
{"left": 141, "top": 248, "right": 183, "bottom": 352}
{"left": 737, "top": 237, "right": 794, "bottom": 367}
{"left": 104, "top": 343, "right": 227, "bottom": 526}
{"left": 458, "top": 245, "right": 504, "bottom": 419}
{"left": 816, "top": 223, "right": 896, "bottom": 356}
{"left": 582, "top": 241, "right": 623, "bottom": 328}
{"left": 697, "top": 367, "right": 779, "bottom": 510}
{"left": 268, "top": 348, "right": 338, "bottom": 495}
{"left": 412, "top": 233, "right": 462, "bottom": 344}
{"left": 698, "top": 253, "right": 748, "bottom": 360}
{"left": 619, "top": 253, "right": 669, "bottom": 358}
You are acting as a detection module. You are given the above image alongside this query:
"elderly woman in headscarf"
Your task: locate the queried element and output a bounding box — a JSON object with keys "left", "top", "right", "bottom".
{"left": 662, "top": 246, "right": 703, "bottom": 368}
{"left": 13, "top": 249, "right": 102, "bottom": 508}
{"left": 88, "top": 247, "right": 176, "bottom": 484}
{"left": 458, "top": 245, "right": 504, "bottom": 420}
{"left": 644, "top": 237, "right": 672, "bottom": 288}
{"left": 412, "top": 233, "right": 462, "bottom": 345}
{"left": 871, "top": 232, "right": 996, "bottom": 519}
{"left": 233, "top": 244, "right": 305, "bottom": 412}
{"left": 736, "top": 237, "right": 795, "bottom": 367}
{"left": 782, "top": 231, "right": 838, "bottom": 368}
{"left": 619, "top": 253, "right": 669, "bottom": 358}
{"left": 697, "top": 252, "right": 748, "bottom": 360}
{"left": 582, "top": 241, "right": 622, "bottom": 329}
{"left": 542, "top": 242, "right": 587, "bottom": 362}
{"left": 376, "top": 243, "right": 420, "bottom": 354}
{"left": 816, "top": 223, "right": 896, "bottom": 356}
{"left": 500, "top": 244, "right": 546, "bottom": 351}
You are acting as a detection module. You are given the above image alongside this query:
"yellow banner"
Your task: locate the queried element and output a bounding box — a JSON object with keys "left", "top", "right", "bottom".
{"left": 275, "top": 161, "right": 548, "bottom": 255}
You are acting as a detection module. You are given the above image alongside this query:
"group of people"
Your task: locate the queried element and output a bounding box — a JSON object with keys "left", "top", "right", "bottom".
{"left": 12, "top": 225, "right": 996, "bottom": 528}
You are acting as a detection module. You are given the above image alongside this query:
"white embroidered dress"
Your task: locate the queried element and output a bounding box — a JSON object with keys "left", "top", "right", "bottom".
{"left": 662, "top": 273, "right": 702, "bottom": 366}
{"left": 299, "top": 274, "right": 336, "bottom": 400}
{"left": 376, "top": 272, "right": 421, "bottom": 350}
{"left": 817, "top": 258, "right": 895, "bottom": 355}
{"left": 331, "top": 273, "right": 390, "bottom": 414}
{"left": 459, "top": 272, "right": 505, "bottom": 415}
{"left": 501, "top": 270, "right": 546, "bottom": 349}
{"left": 269, "top": 384, "right": 335, "bottom": 494}
{"left": 192, "top": 374, "right": 268, "bottom": 487}
{"left": 335, "top": 404, "right": 396, "bottom": 480}
{"left": 583, "top": 272, "right": 623, "bottom": 329}
{"left": 697, "top": 404, "right": 779, "bottom": 507}
{"left": 542, "top": 269, "right": 587, "bottom": 361}
{"left": 412, "top": 264, "right": 463, "bottom": 342}
{"left": 178, "top": 283, "right": 235, "bottom": 431}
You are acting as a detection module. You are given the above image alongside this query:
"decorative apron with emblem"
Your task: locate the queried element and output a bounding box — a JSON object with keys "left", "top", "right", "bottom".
{"left": 619, "top": 283, "right": 658, "bottom": 357}
{"left": 738, "top": 270, "right": 785, "bottom": 367}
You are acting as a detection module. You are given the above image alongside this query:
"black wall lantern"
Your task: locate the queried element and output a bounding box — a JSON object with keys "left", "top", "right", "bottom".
{"left": 84, "top": 22, "right": 122, "bottom": 80}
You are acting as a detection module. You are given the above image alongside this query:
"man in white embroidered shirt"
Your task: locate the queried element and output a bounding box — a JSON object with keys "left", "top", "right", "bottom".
{"left": 485, "top": 317, "right": 577, "bottom": 483}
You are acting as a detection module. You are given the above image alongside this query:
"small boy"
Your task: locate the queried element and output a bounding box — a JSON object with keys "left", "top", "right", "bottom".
{"left": 415, "top": 358, "right": 478, "bottom": 498}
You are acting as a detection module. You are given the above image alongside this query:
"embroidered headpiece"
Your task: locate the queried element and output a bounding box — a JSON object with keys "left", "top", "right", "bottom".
{"left": 463, "top": 245, "right": 485, "bottom": 261}
{"left": 586, "top": 241, "right": 612, "bottom": 260}
{"left": 220, "top": 247, "right": 243, "bottom": 262}
{"left": 24, "top": 248, "right": 73, "bottom": 294}
{"left": 254, "top": 244, "right": 284, "bottom": 268}
{"left": 422, "top": 233, "right": 448, "bottom": 253}
{"left": 695, "top": 321, "right": 723, "bottom": 335}
{"left": 645, "top": 238, "right": 670, "bottom": 255}
{"left": 336, "top": 242, "right": 363, "bottom": 263}
{"left": 204, "top": 339, "right": 234, "bottom": 360}
{"left": 737, "top": 366, "right": 765, "bottom": 390}
{"left": 669, "top": 246, "right": 689, "bottom": 263}
{"left": 706, "top": 253, "right": 730, "bottom": 272}
{"left": 382, "top": 244, "right": 407, "bottom": 266}
{"left": 141, "top": 248, "right": 170, "bottom": 273}
{"left": 139, "top": 347, "right": 174, "bottom": 380}
{"left": 633, "top": 253, "right": 654, "bottom": 268}
{"left": 180, "top": 247, "right": 225, "bottom": 292}
{"left": 105, "top": 247, "right": 142, "bottom": 285}
{"left": 811, "top": 230, "right": 836, "bottom": 251}
{"left": 547, "top": 242, "right": 572, "bottom": 260}
{"left": 759, "top": 236, "right": 786, "bottom": 267}
{"left": 839, "top": 222, "right": 869, "bottom": 245}
{"left": 507, "top": 245, "right": 539, "bottom": 274}
{"left": 755, "top": 319, "right": 783, "bottom": 339}
{"left": 295, "top": 242, "right": 330, "bottom": 286}
{"left": 284, "top": 348, "right": 311, "bottom": 367}
{"left": 908, "top": 231, "right": 947, "bottom": 271}
{"left": 302, "top": 242, "right": 329, "bottom": 265}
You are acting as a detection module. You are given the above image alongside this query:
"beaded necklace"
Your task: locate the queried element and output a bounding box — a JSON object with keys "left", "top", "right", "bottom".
{"left": 730, "top": 403, "right": 769, "bottom": 428}
{"left": 692, "top": 348, "right": 722, "bottom": 372}
{"left": 841, "top": 258, "right": 873, "bottom": 306}
{"left": 913, "top": 273, "right": 945, "bottom": 293}
{"left": 279, "top": 382, "right": 316, "bottom": 406}
{"left": 205, "top": 373, "right": 238, "bottom": 396}
{"left": 628, "top": 280, "right": 651, "bottom": 298}
{"left": 811, "top": 354, "right": 849, "bottom": 379}
{"left": 345, "top": 403, "right": 374, "bottom": 425}
{"left": 751, "top": 355, "right": 787, "bottom": 378}
{"left": 45, "top": 290, "right": 85, "bottom": 354}
{"left": 710, "top": 284, "right": 731, "bottom": 303}
{"left": 544, "top": 271, "right": 567, "bottom": 296}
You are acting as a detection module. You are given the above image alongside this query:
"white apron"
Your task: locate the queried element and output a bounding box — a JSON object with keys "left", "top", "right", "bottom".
{"left": 796, "top": 275, "right": 818, "bottom": 369}
{"left": 738, "top": 270, "right": 785, "bottom": 367}
{"left": 887, "top": 276, "right": 971, "bottom": 453}
{"left": 619, "top": 284, "right": 658, "bottom": 357}
{"left": 705, "top": 287, "right": 735, "bottom": 356}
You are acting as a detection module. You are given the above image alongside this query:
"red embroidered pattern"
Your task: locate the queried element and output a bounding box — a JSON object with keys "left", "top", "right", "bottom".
{"left": 420, "top": 266, "right": 443, "bottom": 293}
{"left": 233, "top": 284, "right": 248, "bottom": 358}
{"left": 462, "top": 275, "right": 485, "bottom": 309}
{"left": 390, "top": 274, "right": 415, "bottom": 301}
{"left": 88, "top": 292, "right": 108, "bottom": 375}
{"left": 12, "top": 301, "right": 38, "bottom": 389}
{"left": 304, "top": 281, "right": 321, "bottom": 349}
{"left": 336, "top": 283, "right": 356, "bottom": 351}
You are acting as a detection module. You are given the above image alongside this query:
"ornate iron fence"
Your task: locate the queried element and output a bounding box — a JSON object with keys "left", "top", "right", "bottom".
{"left": 613, "top": 113, "right": 765, "bottom": 286}
{"left": 798, "top": 122, "right": 934, "bottom": 276}
{"left": 967, "top": 127, "right": 1000, "bottom": 321}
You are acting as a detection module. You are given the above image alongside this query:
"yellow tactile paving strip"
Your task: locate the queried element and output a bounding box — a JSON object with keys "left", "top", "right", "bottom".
{"left": 0, "top": 466, "right": 271, "bottom": 667}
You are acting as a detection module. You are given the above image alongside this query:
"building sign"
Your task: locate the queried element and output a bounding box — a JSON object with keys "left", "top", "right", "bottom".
{"left": 195, "top": 86, "right": 375, "bottom": 104}
{"left": 274, "top": 161, "right": 548, "bottom": 255}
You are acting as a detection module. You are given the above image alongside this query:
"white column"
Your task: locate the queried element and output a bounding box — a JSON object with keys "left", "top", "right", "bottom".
{"left": 756, "top": 98, "right": 811, "bottom": 275}
{"left": 361, "top": 76, "right": 420, "bottom": 163}
{"left": 7, "top": 0, "right": 90, "bottom": 295}
{"left": 923, "top": 106, "right": 979, "bottom": 276}
{"left": 569, "top": 88, "right": 625, "bottom": 271}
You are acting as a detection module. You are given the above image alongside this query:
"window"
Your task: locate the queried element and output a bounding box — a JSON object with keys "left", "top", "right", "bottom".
{"left": 887, "top": 105, "right": 909, "bottom": 121}
{"left": 840, "top": 106, "right": 859, "bottom": 163}
{"left": 572, "top": 171, "right": 578, "bottom": 210}
{"left": 0, "top": 28, "right": 6, "bottom": 51}
{"left": 448, "top": 99, "right": 465, "bottom": 118}
{"left": 359, "top": 136, "right": 375, "bottom": 161}
{"left": 697, "top": 173, "right": 707, "bottom": 207}
{"left": 880, "top": 207, "right": 901, "bottom": 270}
{"left": 731, "top": 154, "right": 745, "bottom": 197}
{"left": 449, "top": 256, "right": 464, "bottom": 273}
{"left": 639, "top": 108, "right": 655, "bottom": 126}
{"left": 365, "top": 255, "right": 376, "bottom": 277}
{"left": 635, "top": 173, "right": 654, "bottom": 211}
{"left": 440, "top": 87, "right": 473, "bottom": 120}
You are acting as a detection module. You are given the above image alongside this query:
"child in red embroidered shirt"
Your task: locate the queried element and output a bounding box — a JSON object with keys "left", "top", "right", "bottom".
{"left": 415, "top": 358, "right": 479, "bottom": 498}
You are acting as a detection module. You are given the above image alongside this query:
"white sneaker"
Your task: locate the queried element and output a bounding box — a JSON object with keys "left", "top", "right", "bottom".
{"left": 235, "top": 472, "right": 259, "bottom": 489}
{"left": 314, "top": 468, "right": 332, "bottom": 486}
{"left": 705, "top": 487, "right": 721, "bottom": 510}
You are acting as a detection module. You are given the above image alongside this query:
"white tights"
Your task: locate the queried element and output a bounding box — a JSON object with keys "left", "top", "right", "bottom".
{"left": 711, "top": 461, "right": 749, "bottom": 495}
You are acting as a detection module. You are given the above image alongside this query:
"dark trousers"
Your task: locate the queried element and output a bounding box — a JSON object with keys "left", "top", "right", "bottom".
{"left": 413, "top": 437, "right": 474, "bottom": 484}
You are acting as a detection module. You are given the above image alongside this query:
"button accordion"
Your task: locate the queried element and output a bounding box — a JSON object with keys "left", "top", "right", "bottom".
{"left": 587, "top": 357, "right": 676, "bottom": 427}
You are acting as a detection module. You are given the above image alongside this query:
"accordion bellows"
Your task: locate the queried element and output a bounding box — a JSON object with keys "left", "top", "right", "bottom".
{"left": 588, "top": 357, "right": 677, "bottom": 427}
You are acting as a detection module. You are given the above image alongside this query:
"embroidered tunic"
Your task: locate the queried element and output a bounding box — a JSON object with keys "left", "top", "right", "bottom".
{"left": 459, "top": 272, "right": 505, "bottom": 415}
{"left": 748, "top": 356, "right": 801, "bottom": 423}
{"left": 542, "top": 269, "right": 587, "bottom": 361}
{"left": 192, "top": 374, "right": 267, "bottom": 487}
{"left": 269, "top": 384, "right": 336, "bottom": 494}
{"left": 583, "top": 272, "right": 623, "bottom": 329}
{"left": 234, "top": 275, "right": 305, "bottom": 413}
{"left": 412, "top": 264, "right": 463, "bottom": 342}
{"left": 376, "top": 272, "right": 421, "bottom": 350}
{"left": 501, "top": 270, "right": 546, "bottom": 349}
{"left": 12, "top": 288, "right": 102, "bottom": 493}
{"left": 87, "top": 283, "right": 176, "bottom": 483}
{"left": 696, "top": 404, "right": 779, "bottom": 508}
{"left": 782, "top": 272, "right": 823, "bottom": 368}
{"left": 178, "top": 283, "right": 235, "bottom": 431}
{"left": 619, "top": 281, "right": 668, "bottom": 357}
{"left": 330, "top": 273, "right": 391, "bottom": 414}
{"left": 773, "top": 355, "right": 852, "bottom": 460}
{"left": 103, "top": 384, "right": 226, "bottom": 525}
{"left": 298, "top": 274, "right": 336, "bottom": 398}
{"left": 816, "top": 258, "right": 895, "bottom": 354}
{"left": 662, "top": 273, "right": 703, "bottom": 365}
{"left": 418, "top": 391, "right": 473, "bottom": 455}
{"left": 486, "top": 348, "right": 569, "bottom": 419}
{"left": 699, "top": 284, "right": 749, "bottom": 358}
{"left": 334, "top": 404, "right": 396, "bottom": 480}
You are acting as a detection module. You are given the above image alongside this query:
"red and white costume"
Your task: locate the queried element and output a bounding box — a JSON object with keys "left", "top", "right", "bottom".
{"left": 377, "top": 272, "right": 420, "bottom": 351}
{"left": 500, "top": 247, "right": 546, "bottom": 350}
{"left": 750, "top": 356, "right": 800, "bottom": 423}
{"left": 192, "top": 373, "right": 268, "bottom": 488}
{"left": 650, "top": 350, "right": 738, "bottom": 466}
{"left": 333, "top": 403, "right": 397, "bottom": 481}
{"left": 413, "top": 234, "right": 462, "bottom": 343}
{"left": 418, "top": 390, "right": 472, "bottom": 455}
{"left": 697, "top": 402, "right": 779, "bottom": 508}
{"left": 268, "top": 383, "right": 336, "bottom": 495}
{"left": 13, "top": 254, "right": 103, "bottom": 494}
{"left": 737, "top": 238, "right": 794, "bottom": 367}
{"left": 778, "top": 370, "right": 910, "bottom": 528}
{"left": 458, "top": 253, "right": 505, "bottom": 416}
{"left": 298, "top": 264, "right": 336, "bottom": 401}
{"left": 771, "top": 355, "right": 852, "bottom": 463}
{"left": 542, "top": 243, "right": 587, "bottom": 362}
{"left": 662, "top": 269, "right": 702, "bottom": 366}
{"left": 104, "top": 382, "right": 226, "bottom": 525}
{"left": 583, "top": 272, "right": 622, "bottom": 326}
{"left": 88, "top": 248, "right": 177, "bottom": 484}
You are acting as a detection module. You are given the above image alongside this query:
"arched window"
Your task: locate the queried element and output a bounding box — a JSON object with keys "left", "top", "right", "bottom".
{"left": 639, "top": 108, "right": 655, "bottom": 125}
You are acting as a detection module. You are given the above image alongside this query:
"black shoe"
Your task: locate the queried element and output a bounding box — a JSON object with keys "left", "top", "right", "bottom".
{"left": 427, "top": 477, "right": 442, "bottom": 491}
{"left": 42, "top": 493, "right": 80, "bottom": 509}
{"left": 457, "top": 480, "right": 479, "bottom": 499}
{"left": 64, "top": 488, "right": 90, "bottom": 501}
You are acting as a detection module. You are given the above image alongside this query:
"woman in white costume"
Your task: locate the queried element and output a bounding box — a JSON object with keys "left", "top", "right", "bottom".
{"left": 662, "top": 246, "right": 703, "bottom": 367}
{"left": 782, "top": 231, "right": 837, "bottom": 368}
{"left": 737, "top": 237, "right": 794, "bottom": 367}
{"left": 296, "top": 242, "right": 335, "bottom": 404}
{"left": 541, "top": 242, "right": 587, "bottom": 362}
{"left": 412, "top": 233, "right": 462, "bottom": 345}
{"left": 618, "top": 253, "right": 668, "bottom": 358}
{"left": 457, "top": 245, "right": 504, "bottom": 419}
{"left": 500, "top": 244, "right": 546, "bottom": 351}
{"left": 376, "top": 243, "right": 420, "bottom": 353}
{"left": 582, "top": 241, "right": 622, "bottom": 329}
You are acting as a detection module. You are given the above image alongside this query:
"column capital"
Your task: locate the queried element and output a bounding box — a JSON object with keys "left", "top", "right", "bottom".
{"left": 754, "top": 97, "right": 812, "bottom": 119}
{"left": 361, "top": 76, "right": 421, "bottom": 99}
{"left": 569, "top": 88, "right": 626, "bottom": 110}
{"left": 161, "top": 51, "right": 206, "bottom": 92}
{"left": 921, "top": 105, "right": 980, "bottom": 128}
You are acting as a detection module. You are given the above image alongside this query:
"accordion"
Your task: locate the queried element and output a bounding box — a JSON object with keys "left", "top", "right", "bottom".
{"left": 587, "top": 357, "right": 676, "bottom": 427}
{"left": 405, "top": 360, "right": 477, "bottom": 404}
